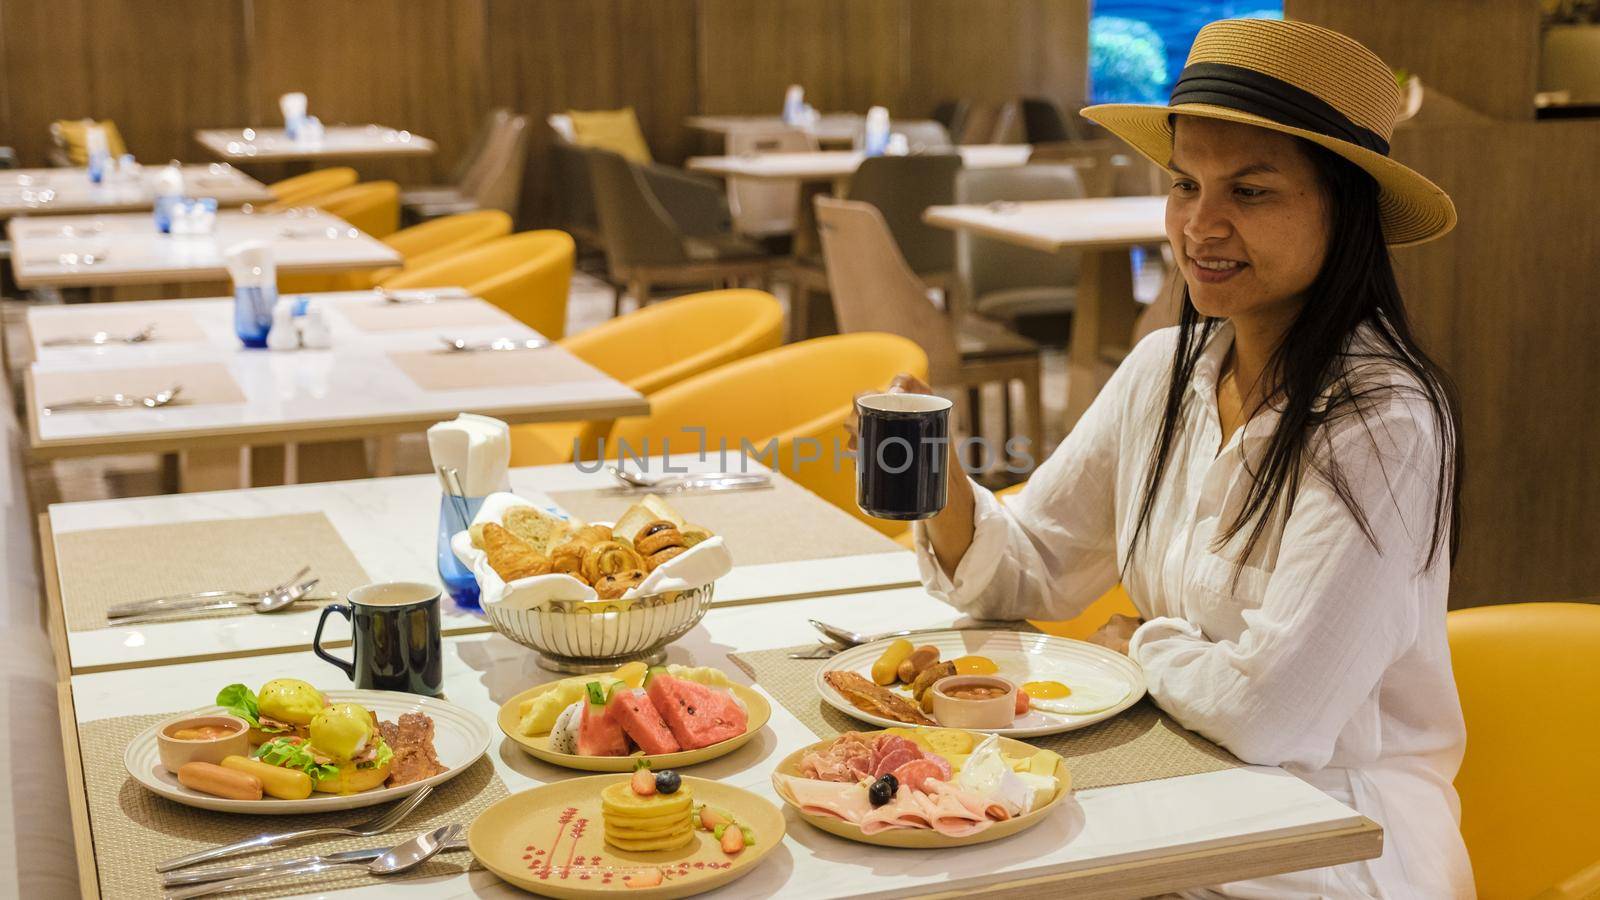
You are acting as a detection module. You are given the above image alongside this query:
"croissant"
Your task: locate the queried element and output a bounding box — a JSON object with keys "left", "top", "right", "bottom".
{"left": 633, "top": 519, "right": 688, "bottom": 572}
{"left": 483, "top": 523, "right": 553, "bottom": 582}
{"left": 594, "top": 569, "right": 645, "bottom": 600}
{"left": 581, "top": 540, "right": 645, "bottom": 584}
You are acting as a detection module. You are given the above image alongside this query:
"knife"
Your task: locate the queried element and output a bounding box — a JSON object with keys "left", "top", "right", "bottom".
{"left": 160, "top": 838, "right": 470, "bottom": 887}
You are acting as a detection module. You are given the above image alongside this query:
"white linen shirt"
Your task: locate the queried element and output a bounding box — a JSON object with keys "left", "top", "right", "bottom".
{"left": 915, "top": 323, "right": 1474, "bottom": 898}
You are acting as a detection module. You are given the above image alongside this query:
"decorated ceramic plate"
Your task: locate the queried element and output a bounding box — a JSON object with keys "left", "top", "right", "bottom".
{"left": 469, "top": 774, "right": 785, "bottom": 899}
{"left": 816, "top": 630, "right": 1145, "bottom": 737}
{"left": 498, "top": 680, "right": 770, "bottom": 772}
{"left": 123, "top": 689, "right": 491, "bottom": 814}
{"left": 772, "top": 728, "right": 1072, "bottom": 848}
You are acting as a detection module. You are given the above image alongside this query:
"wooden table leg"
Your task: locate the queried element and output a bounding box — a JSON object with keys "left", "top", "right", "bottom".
{"left": 1065, "top": 248, "right": 1140, "bottom": 428}
{"left": 178, "top": 447, "right": 248, "bottom": 492}
{"left": 292, "top": 439, "right": 371, "bottom": 484}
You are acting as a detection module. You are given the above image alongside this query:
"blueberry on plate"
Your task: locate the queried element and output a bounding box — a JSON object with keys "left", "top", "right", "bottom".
{"left": 655, "top": 770, "right": 682, "bottom": 794}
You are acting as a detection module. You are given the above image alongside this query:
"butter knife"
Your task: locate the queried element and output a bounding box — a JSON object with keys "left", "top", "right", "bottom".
{"left": 161, "top": 838, "right": 469, "bottom": 887}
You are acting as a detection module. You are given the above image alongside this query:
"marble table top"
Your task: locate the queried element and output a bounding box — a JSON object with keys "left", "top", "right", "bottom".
{"left": 0, "top": 164, "right": 270, "bottom": 219}
{"left": 195, "top": 125, "right": 436, "bottom": 162}
{"left": 7, "top": 209, "right": 402, "bottom": 288}
{"left": 23, "top": 294, "right": 648, "bottom": 459}
{"left": 45, "top": 456, "right": 918, "bottom": 673}
{"left": 924, "top": 196, "right": 1171, "bottom": 253}
{"left": 686, "top": 145, "right": 1033, "bottom": 182}
{"left": 65, "top": 591, "right": 1378, "bottom": 898}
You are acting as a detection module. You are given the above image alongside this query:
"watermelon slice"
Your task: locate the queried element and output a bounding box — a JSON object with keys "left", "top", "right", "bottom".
{"left": 606, "top": 688, "right": 681, "bottom": 755}
{"left": 577, "top": 682, "right": 630, "bottom": 756}
{"left": 644, "top": 674, "right": 748, "bottom": 751}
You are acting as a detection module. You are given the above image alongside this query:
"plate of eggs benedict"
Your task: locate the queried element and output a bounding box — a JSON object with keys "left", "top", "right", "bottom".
{"left": 124, "top": 678, "right": 492, "bottom": 813}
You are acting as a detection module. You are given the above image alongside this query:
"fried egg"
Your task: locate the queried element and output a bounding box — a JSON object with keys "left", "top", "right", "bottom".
{"left": 952, "top": 655, "right": 999, "bottom": 676}
{"left": 1020, "top": 671, "right": 1130, "bottom": 716}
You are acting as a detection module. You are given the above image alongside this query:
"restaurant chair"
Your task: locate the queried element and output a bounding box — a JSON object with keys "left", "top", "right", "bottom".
{"left": 846, "top": 154, "right": 960, "bottom": 283}
{"left": 1020, "top": 97, "right": 1082, "bottom": 144}
{"left": 587, "top": 149, "right": 779, "bottom": 315}
{"left": 816, "top": 196, "right": 1043, "bottom": 473}
{"left": 724, "top": 129, "right": 818, "bottom": 239}
{"left": 348, "top": 209, "right": 512, "bottom": 290}
{"left": 564, "top": 107, "right": 653, "bottom": 163}
{"left": 954, "top": 100, "right": 1022, "bottom": 145}
{"left": 509, "top": 289, "right": 785, "bottom": 466}
{"left": 313, "top": 181, "right": 401, "bottom": 238}
{"left": 0, "top": 147, "right": 15, "bottom": 169}
{"left": 894, "top": 121, "right": 954, "bottom": 153}
{"left": 404, "top": 113, "right": 530, "bottom": 220}
{"left": 605, "top": 333, "right": 930, "bottom": 536}
{"left": 382, "top": 230, "right": 575, "bottom": 339}
{"left": 400, "top": 108, "right": 511, "bottom": 211}
{"left": 265, "top": 167, "right": 357, "bottom": 205}
{"left": 930, "top": 100, "right": 970, "bottom": 141}
{"left": 48, "top": 118, "right": 127, "bottom": 166}
{"left": 1448, "top": 602, "right": 1600, "bottom": 899}
{"left": 954, "top": 164, "right": 1083, "bottom": 341}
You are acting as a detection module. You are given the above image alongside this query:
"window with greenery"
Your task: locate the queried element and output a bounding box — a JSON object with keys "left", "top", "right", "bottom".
{"left": 1090, "top": 2, "right": 1284, "bottom": 104}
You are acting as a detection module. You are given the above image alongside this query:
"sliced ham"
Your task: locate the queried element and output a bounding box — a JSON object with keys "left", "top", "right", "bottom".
{"left": 773, "top": 774, "right": 873, "bottom": 824}
{"left": 923, "top": 782, "right": 994, "bottom": 837}
{"left": 800, "top": 732, "right": 877, "bottom": 783}
{"left": 861, "top": 785, "right": 938, "bottom": 834}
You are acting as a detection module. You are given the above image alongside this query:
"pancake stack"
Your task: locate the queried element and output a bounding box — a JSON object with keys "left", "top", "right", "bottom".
{"left": 601, "top": 779, "right": 696, "bottom": 851}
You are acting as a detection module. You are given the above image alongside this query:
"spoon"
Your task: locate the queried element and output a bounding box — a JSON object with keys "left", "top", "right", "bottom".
{"left": 438, "top": 336, "right": 550, "bottom": 352}
{"left": 106, "top": 577, "right": 323, "bottom": 625}
{"left": 166, "top": 824, "right": 461, "bottom": 899}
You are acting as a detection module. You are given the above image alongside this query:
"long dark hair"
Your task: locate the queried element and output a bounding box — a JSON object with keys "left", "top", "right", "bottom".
{"left": 1126, "top": 139, "right": 1462, "bottom": 577}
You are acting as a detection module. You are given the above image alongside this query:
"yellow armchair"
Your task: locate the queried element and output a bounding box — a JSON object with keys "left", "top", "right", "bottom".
{"left": 382, "top": 231, "right": 575, "bottom": 339}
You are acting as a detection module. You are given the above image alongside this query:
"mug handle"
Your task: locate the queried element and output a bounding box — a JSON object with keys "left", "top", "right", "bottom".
{"left": 313, "top": 603, "right": 355, "bottom": 680}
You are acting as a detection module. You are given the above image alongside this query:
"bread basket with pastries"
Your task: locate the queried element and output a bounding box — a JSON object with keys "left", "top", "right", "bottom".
{"left": 451, "top": 492, "right": 733, "bottom": 673}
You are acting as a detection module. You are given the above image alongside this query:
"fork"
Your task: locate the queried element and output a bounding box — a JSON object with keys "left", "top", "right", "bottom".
{"left": 106, "top": 566, "right": 310, "bottom": 618}
{"left": 157, "top": 785, "right": 434, "bottom": 873}
{"left": 438, "top": 335, "right": 550, "bottom": 352}
{"left": 106, "top": 577, "right": 323, "bottom": 625}
{"left": 808, "top": 618, "right": 1014, "bottom": 647}
{"left": 41, "top": 323, "right": 157, "bottom": 347}
{"left": 42, "top": 384, "right": 182, "bottom": 413}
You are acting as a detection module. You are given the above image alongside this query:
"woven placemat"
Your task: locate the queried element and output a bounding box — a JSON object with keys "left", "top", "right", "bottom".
{"left": 729, "top": 643, "right": 1240, "bottom": 791}
{"left": 548, "top": 476, "right": 903, "bottom": 567}
{"left": 80, "top": 712, "right": 506, "bottom": 900}
{"left": 337, "top": 298, "right": 512, "bottom": 333}
{"left": 34, "top": 362, "right": 245, "bottom": 407}
{"left": 55, "top": 512, "right": 371, "bottom": 631}
{"left": 388, "top": 347, "right": 604, "bottom": 391}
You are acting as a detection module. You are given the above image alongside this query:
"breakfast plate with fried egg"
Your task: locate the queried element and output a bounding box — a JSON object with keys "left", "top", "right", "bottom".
{"left": 815, "top": 631, "right": 1146, "bottom": 737}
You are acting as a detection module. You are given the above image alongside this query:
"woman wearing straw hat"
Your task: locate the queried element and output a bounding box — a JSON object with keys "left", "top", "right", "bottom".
{"left": 902, "top": 18, "right": 1473, "bottom": 897}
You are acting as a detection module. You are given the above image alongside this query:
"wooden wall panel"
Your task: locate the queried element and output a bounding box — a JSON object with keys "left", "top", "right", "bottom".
{"left": 485, "top": 0, "right": 699, "bottom": 225}
{"left": 904, "top": 0, "right": 1090, "bottom": 117}
{"left": 247, "top": 0, "right": 490, "bottom": 184}
{"left": 0, "top": 0, "right": 249, "bottom": 167}
{"left": 1384, "top": 121, "right": 1600, "bottom": 608}
{"left": 695, "top": 0, "right": 906, "bottom": 118}
{"left": 1285, "top": 0, "right": 1541, "bottom": 121}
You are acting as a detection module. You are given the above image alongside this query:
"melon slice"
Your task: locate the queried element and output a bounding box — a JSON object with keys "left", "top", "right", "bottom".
{"left": 577, "top": 682, "right": 630, "bottom": 756}
{"left": 607, "top": 688, "right": 681, "bottom": 755}
{"left": 644, "top": 674, "right": 748, "bottom": 751}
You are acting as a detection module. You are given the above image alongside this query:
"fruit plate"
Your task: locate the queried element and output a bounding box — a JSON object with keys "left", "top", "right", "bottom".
{"left": 469, "top": 775, "right": 785, "bottom": 899}
{"left": 123, "top": 689, "right": 491, "bottom": 814}
{"left": 772, "top": 728, "right": 1072, "bottom": 848}
{"left": 816, "top": 630, "right": 1146, "bottom": 737}
{"left": 498, "top": 681, "right": 770, "bottom": 772}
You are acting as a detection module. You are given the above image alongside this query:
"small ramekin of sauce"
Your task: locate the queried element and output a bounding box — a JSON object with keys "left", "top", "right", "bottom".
{"left": 157, "top": 714, "right": 250, "bottom": 774}
{"left": 930, "top": 675, "right": 1018, "bottom": 729}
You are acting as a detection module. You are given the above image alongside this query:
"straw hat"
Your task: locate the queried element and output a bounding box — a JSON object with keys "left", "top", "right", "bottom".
{"left": 1081, "top": 18, "right": 1455, "bottom": 246}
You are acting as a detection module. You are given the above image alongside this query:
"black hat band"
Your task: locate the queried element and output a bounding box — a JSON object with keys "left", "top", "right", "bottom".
{"left": 1169, "top": 62, "right": 1390, "bottom": 156}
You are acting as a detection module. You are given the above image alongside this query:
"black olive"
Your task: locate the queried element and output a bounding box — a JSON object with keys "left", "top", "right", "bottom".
{"left": 868, "top": 777, "right": 894, "bottom": 807}
{"left": 655, "top": 770, "right": 682, "bottom": 794}
{"left": 878, "top": 773, "right": 898, "bottom": 793}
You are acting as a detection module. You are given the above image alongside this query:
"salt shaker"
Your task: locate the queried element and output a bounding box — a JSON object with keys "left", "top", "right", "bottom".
{"left": 266, "top": 301, "right": 299, "bottom": 351}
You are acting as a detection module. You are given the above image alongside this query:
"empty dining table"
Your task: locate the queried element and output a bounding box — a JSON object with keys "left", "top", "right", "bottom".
{"left": 194, "top": 124, "right": 437, "bottom": 163}
{"left": 687, "top": 144, "right": 1033, "bottom": 193}
{"left": 6, "top": 208, "right": 401, "bottom": 291}
{"left": 924, "top": 196, "right": 1170, "bottom": 426}
{"left": 0, "top": 164, "right": 270, "bottom": 219}
{"left": 21, "top": 292, "right": 648, "bottom": 491}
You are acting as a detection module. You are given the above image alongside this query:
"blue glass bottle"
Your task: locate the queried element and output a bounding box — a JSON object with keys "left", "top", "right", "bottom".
{"left": 233, "top": 284, "right": 276, "bottom": 348}
{"left": 438, "top": 494, "right": 487, "bottom": 610}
